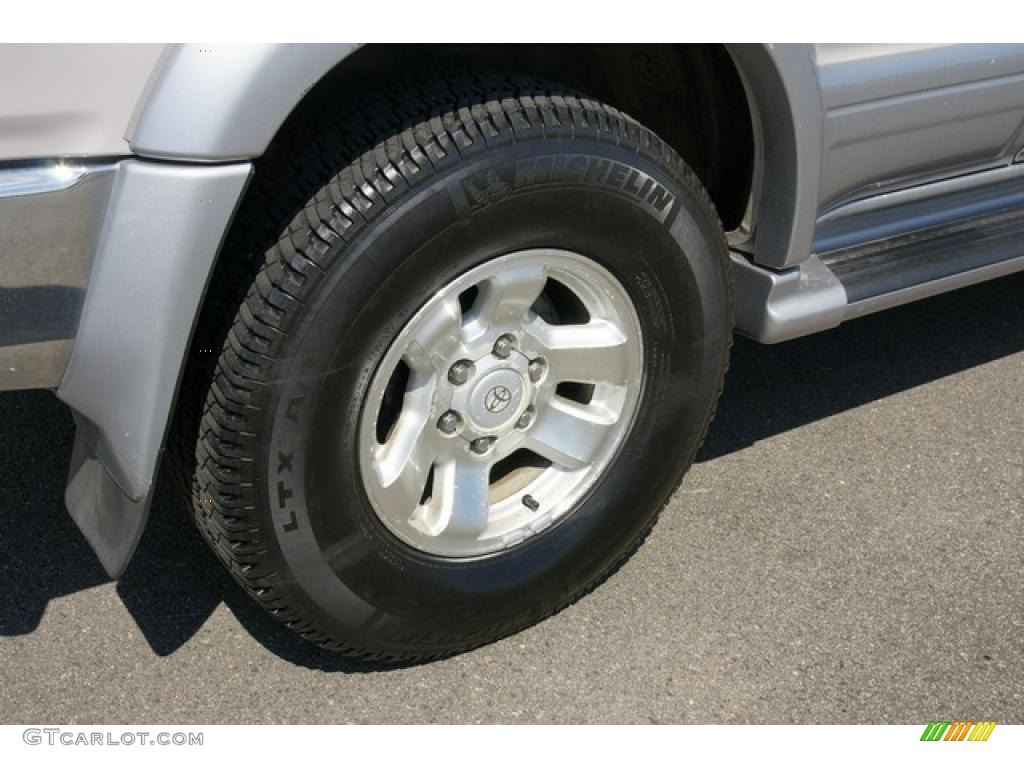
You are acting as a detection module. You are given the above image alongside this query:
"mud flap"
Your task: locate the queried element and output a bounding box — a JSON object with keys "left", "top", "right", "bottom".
{"left": 65, "top": 418, "right": 150, "bottom": 578}
{"left": 57, "top": 159, "right": 251, "bottom": 577}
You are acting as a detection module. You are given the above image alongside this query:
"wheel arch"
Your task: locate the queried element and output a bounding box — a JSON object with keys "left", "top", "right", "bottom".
{"left": 129, "top": 43, "right": 818, "bottom": 262}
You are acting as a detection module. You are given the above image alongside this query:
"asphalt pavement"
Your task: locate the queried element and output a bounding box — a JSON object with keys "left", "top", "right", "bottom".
{"left": 1, "top": 273, "right": 1022, "bottom": 724}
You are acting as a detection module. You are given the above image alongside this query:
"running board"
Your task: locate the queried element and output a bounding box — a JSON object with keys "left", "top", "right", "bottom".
{"left": 732, "top": 206, "right": 1024, "bottom": 343}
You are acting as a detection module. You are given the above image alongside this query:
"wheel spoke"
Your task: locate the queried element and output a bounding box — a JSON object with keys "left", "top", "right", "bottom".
{"left": 358, "top": 249, "right": 644, "bottom": 557}
{"left": 419, "top": 456, "right": 491, "bottom": 539}
{"left": 524, "top": 317, "right": 631, "bottom": 385}
{"left": 404, "top": 295, "right": 464, "bottom": 373}
{"left": 465, "top": 263, "right": 548, "bottom": 334}
{"left": 371, "top": 376, "right": 440, "bottom": 519}
{"left": 525, "top": 397, "right": 617, "bottom": 470}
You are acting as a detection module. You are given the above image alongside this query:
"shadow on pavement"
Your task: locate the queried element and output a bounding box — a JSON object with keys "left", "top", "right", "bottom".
{"left": 116, "top": 471, "right": 391, "bottom": 672}
{"left": 699, "top": 272, "right": 1024, "bottom": 461}
{"left": 1, "top": 272, "right": 1022, "bottom": 669}
{"left": 0, "top": 391, "right": 106, "bottom": 633}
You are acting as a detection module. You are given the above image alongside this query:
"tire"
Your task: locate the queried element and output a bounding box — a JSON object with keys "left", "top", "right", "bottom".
{"left": 186, "top": 72, "right": 732, "bottom": 662}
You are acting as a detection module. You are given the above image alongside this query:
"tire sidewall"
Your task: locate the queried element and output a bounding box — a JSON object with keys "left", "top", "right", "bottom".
{"left": 261, "top": 137, "right": 730, "bottom": 653}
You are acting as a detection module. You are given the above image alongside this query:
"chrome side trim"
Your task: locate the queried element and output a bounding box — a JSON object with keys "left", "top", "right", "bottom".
{"left": 0, "top": 162, "right": 94, "bottom": 198}
{"left": 0, "top": 160, "right": 118, "bottom": 391}
{"left": 812, "top": 163, "right": 1024, "bottom": 254}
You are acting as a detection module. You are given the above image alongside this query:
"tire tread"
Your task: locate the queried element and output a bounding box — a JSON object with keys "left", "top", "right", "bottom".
{"left": 169, "top": 70, "right": 732, "bottom": 662}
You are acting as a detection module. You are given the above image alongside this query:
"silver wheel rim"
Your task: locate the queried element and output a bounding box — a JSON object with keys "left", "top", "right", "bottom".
{"left": 358, "top": 248, "right": 643, "bottom": 557}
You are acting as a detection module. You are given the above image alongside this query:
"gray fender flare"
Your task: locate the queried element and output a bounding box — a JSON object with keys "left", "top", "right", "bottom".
{"left": 128, "top": 43, "right": 360, "bottom": 161}
{"left": 58, "top": 160, "right": 251, "bottom": 577}
{"left": 725, "top": 43, "right": 823, "bottom": 269}
{"left": 59, "top": 44, "right": 365, "bottom": 578}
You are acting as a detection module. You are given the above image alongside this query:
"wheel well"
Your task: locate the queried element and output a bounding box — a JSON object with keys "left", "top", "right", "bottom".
{"left": 171, "top": 47, "right": 756, "bottom": 525}
{"left": 283, "top": 44, "right": 755, "bottom": 231}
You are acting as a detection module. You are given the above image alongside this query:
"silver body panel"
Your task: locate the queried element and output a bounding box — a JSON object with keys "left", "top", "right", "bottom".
{"left": 0, "top": 44, "right": 165, "bottom": 161}
{"left": 816, "top": 44, "right": 1024, "bottom": 210}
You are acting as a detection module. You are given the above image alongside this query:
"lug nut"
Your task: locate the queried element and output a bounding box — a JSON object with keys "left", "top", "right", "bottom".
{"left": 437, "top": 410, "right": 462, "bottom": 435}
{"left": 470, "top": 437, "right": 494, "bottom": 455}
{"left": 516, "top": 406, "right": 536, "bottom": 430}
{"left": 527, "top": 357, "right": 547, "bottom": 382}
{"left": 448, "top": 359, "right": 473, "bottom": 385}
{"left": 492, "top": 334, "right": 516, "bottom": 359}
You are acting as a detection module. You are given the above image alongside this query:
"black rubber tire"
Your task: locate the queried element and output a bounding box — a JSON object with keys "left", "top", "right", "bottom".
{"left": 184, "top": 72, "right": 732, "bottom": 662}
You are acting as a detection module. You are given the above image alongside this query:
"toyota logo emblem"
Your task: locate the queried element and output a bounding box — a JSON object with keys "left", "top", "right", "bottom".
{"left": 484, "top": 385, "right": 513, "bottom": 413}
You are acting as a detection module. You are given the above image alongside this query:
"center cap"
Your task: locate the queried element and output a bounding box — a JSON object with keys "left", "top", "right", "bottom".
{"left": 468, "top": 368, "right": 525, "bottom": 430}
